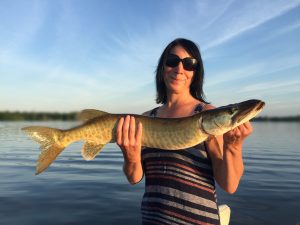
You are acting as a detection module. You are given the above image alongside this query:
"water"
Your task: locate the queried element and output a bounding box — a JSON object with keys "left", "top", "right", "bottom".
{"left": 0, "top": 121, "right": 299, "bottom": 225}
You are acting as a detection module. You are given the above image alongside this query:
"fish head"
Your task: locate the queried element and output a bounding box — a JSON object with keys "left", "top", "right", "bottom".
{"left": 200, "top": 99, "right": 265, "bottom": 136}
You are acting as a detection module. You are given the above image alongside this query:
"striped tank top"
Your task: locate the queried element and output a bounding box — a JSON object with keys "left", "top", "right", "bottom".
{"left": 141, "top": 104, "right": 220, "bottom": 225}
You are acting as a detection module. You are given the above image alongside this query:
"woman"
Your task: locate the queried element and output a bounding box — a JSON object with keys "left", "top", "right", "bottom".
{"left": 117, "top": 38, "right": 252, "bottom": 224}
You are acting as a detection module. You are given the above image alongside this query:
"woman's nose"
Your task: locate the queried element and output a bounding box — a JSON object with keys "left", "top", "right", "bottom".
{"left": 174, "top": 61, "right": 184, "bottom": 73}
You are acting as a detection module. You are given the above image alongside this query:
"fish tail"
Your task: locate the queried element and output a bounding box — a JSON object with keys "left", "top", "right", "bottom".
{"left": 22, "top": 126, "right": 65, "bottom": 175}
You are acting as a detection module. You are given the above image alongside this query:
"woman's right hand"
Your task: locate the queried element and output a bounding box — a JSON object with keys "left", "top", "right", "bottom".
{"left": 117, "top": 115, "right": 143, "bottom": 163}
{"left": 117, "top": 115, "right": 144, "bottom": 184}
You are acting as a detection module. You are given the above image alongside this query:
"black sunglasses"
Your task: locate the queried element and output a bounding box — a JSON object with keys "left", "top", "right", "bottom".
{"left": 165, "top": 54, "right": 197, "bottom": 71}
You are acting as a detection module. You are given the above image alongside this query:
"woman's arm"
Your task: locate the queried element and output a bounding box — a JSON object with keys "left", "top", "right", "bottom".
{"left": 204, "top": 105, "right": 253, "bottom": 194}
{"left": 117, "top": 111, "right": 151, "bottom": 185}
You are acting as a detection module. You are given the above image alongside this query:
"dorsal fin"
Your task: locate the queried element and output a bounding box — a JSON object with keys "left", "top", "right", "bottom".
{"left": 78, "top": 109, "right": 108, "bottom": 121}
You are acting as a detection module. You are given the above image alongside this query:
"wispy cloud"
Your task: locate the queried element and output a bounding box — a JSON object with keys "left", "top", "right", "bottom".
{"left": 259, "top": 20, "right": 300, "bottom": 43}
{"left": 206, "top": 63, "right": 265, "bottom": 86}
{"left": 1, "top": 0, "right": 299, "bottom": 115}
{"left": 238, "top": 79, "right": 300, "bottom": 93}
{"left": 206, "top": 53, "right": 300, "bottom": 88}
{"left": 200, "top": 0, "right": 300, "bottom": 50}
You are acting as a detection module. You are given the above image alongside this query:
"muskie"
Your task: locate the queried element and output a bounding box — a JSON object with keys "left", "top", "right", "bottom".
{"left": 22, "top": 99, "right": 265, "bottom": 174}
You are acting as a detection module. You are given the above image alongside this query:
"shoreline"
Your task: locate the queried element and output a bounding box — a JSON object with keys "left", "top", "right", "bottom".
{"left": 0, "top": 111, "right": 299, "bottom": 122}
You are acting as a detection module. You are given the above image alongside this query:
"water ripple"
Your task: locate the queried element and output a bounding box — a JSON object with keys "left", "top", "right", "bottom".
{"left": 1, "top": 121, "right": 300, "bottom": 225}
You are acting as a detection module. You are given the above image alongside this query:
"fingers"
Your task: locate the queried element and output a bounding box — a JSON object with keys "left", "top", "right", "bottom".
{"left": 225, "top": 122, "right": 253, "bottom": 145}
{"left": 236, "top": 122, "right": 253, "bottom": 136}
{"left": 224, "top": 129, "right": 238, "bottom": 144}
{"left": 116, "top": 115, "right": 143, "bottom": 163}
{"left": 116, "top": 117, "right": 124, "bottom": 146}
{"left": 116, "top": 115, "right": 142, "bottom": 147}
{"left": 243, "top": 121, "right": 253, "bottom": 134}
{"left": 129, "top": 116, "right": 136, "bottom": 145}
{"left": 122, "top": 115, "right": 130, "bottom": 146}
{"left": 116, "top": 115, "right": 131, "bottom": 147}
{"left": 136, "top": 121, "right": 143, "bottom": 145}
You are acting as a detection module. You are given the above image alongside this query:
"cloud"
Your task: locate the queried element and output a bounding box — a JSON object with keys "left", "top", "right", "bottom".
{"left": 199, "top": 0, "right": 300, "bottom": 50}
{"left": 205, "top": 53, "right": 300, "bottom": 88}
{"left": 1, "top": 0, "right": 300, "bottom": 115}
{"left": 239, "top": 79, "right": 300, "bottom": 93}
{"left": 259, "top": 20, "right": 300, "bottom": 43}
{"left": 206, "top": 63, "right": 265, "bottom": 86}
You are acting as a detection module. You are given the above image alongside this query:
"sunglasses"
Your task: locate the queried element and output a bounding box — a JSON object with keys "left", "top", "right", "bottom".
{"left": 165, "top": 54, "right": 197, "bottom": 71}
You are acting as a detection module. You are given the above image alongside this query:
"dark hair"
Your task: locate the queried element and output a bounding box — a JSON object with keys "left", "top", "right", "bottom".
{"left": 155, "top": 38, "right": 209, "bottom": 104}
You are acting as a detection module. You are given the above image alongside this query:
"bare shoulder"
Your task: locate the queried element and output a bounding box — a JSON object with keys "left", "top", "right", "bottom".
{"left": 203, "top": 104, "right": 216, "bottom": 111}
{"left": 142, "top": 110, "right": 152, "bottom": 116}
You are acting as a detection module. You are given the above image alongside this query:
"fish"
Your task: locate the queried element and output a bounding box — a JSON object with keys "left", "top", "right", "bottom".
{"left": 22, "top": 99, "right": 265, "bottom": 175}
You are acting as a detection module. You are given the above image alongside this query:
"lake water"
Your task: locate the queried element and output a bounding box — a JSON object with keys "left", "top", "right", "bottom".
{"left": 0, "top": 121, "right": 299, "bottom": 225}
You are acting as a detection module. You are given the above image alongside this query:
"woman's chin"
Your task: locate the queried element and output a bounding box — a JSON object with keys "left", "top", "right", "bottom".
{"left": 167, "top": 84, "right": 185, "bottom": 94}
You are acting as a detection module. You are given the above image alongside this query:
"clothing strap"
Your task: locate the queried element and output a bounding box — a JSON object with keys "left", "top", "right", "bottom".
{"left": 149, "top": 107, "right": 159, "bottom": 117}
{"left": 150, "top": 103, "right": 205, "bottom": 117}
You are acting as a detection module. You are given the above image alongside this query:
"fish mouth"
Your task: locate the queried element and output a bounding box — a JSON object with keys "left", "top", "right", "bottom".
{"left": 233, "top": 99, "right": 265, "bottom": 124}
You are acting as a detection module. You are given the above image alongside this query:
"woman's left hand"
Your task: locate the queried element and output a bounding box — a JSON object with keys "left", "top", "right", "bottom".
{"left": 223, "top": 121, "right": 253, "bottom": 147}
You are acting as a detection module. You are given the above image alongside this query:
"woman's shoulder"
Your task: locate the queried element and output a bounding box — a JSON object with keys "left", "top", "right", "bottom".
{"left": 142, "top": 110, "right": 152, "bottom": 116}
{"left": 202, "top": 103, "right": 216, "bottom": 111}
{"left": 142, "top": 107, "right": 159, "bottom": 117}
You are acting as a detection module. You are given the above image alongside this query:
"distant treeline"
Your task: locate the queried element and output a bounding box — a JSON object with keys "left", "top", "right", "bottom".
{"left": 251, "top": 116, "right": 300, "bottom": 122}
{"left": 0, "top": 111, "right": 299, "bottom": 121}
{"left": 0, "top": 111, "right": 77, "bottom": 121}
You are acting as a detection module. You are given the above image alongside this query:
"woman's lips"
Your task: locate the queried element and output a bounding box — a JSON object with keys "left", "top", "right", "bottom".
{"left": 170, "top": 76, "right": 185, "bottom": 82}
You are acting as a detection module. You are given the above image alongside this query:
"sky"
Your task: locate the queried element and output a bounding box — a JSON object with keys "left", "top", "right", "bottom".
{"left": 1, "top": 0, "right": 300, "bottom": 116}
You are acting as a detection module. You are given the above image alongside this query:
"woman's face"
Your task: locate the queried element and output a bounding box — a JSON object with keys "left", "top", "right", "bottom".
{"left": 163, "top": 45, "right": 195, "bottom": 95}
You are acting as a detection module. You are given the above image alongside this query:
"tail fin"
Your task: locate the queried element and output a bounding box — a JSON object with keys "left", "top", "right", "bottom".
{"left": 22, "top": 126, "right": 65, "bottom": 175}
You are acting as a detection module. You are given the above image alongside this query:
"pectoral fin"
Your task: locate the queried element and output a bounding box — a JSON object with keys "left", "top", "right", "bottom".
{"left": 78, "top": 109, "right": 108, "bottom": 121}
{"left": 81, "top": 142, "right": 105, "bottom": 160}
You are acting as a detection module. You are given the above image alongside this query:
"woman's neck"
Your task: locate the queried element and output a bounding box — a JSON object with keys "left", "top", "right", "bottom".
{"left": 166, "top": 90, "right": 195, "bottom": 107}
{"left": 158, "top": 92, "right": 201, "bottom": 118}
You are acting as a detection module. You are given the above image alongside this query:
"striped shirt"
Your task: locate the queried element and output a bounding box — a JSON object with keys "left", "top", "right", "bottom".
{"left": 141, "top": 104, "right": 220, "bottom": 225}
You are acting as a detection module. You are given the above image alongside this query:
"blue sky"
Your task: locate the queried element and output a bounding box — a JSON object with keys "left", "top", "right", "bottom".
{"left": 1, "top": 0, "right": 300, "bottom": 116}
